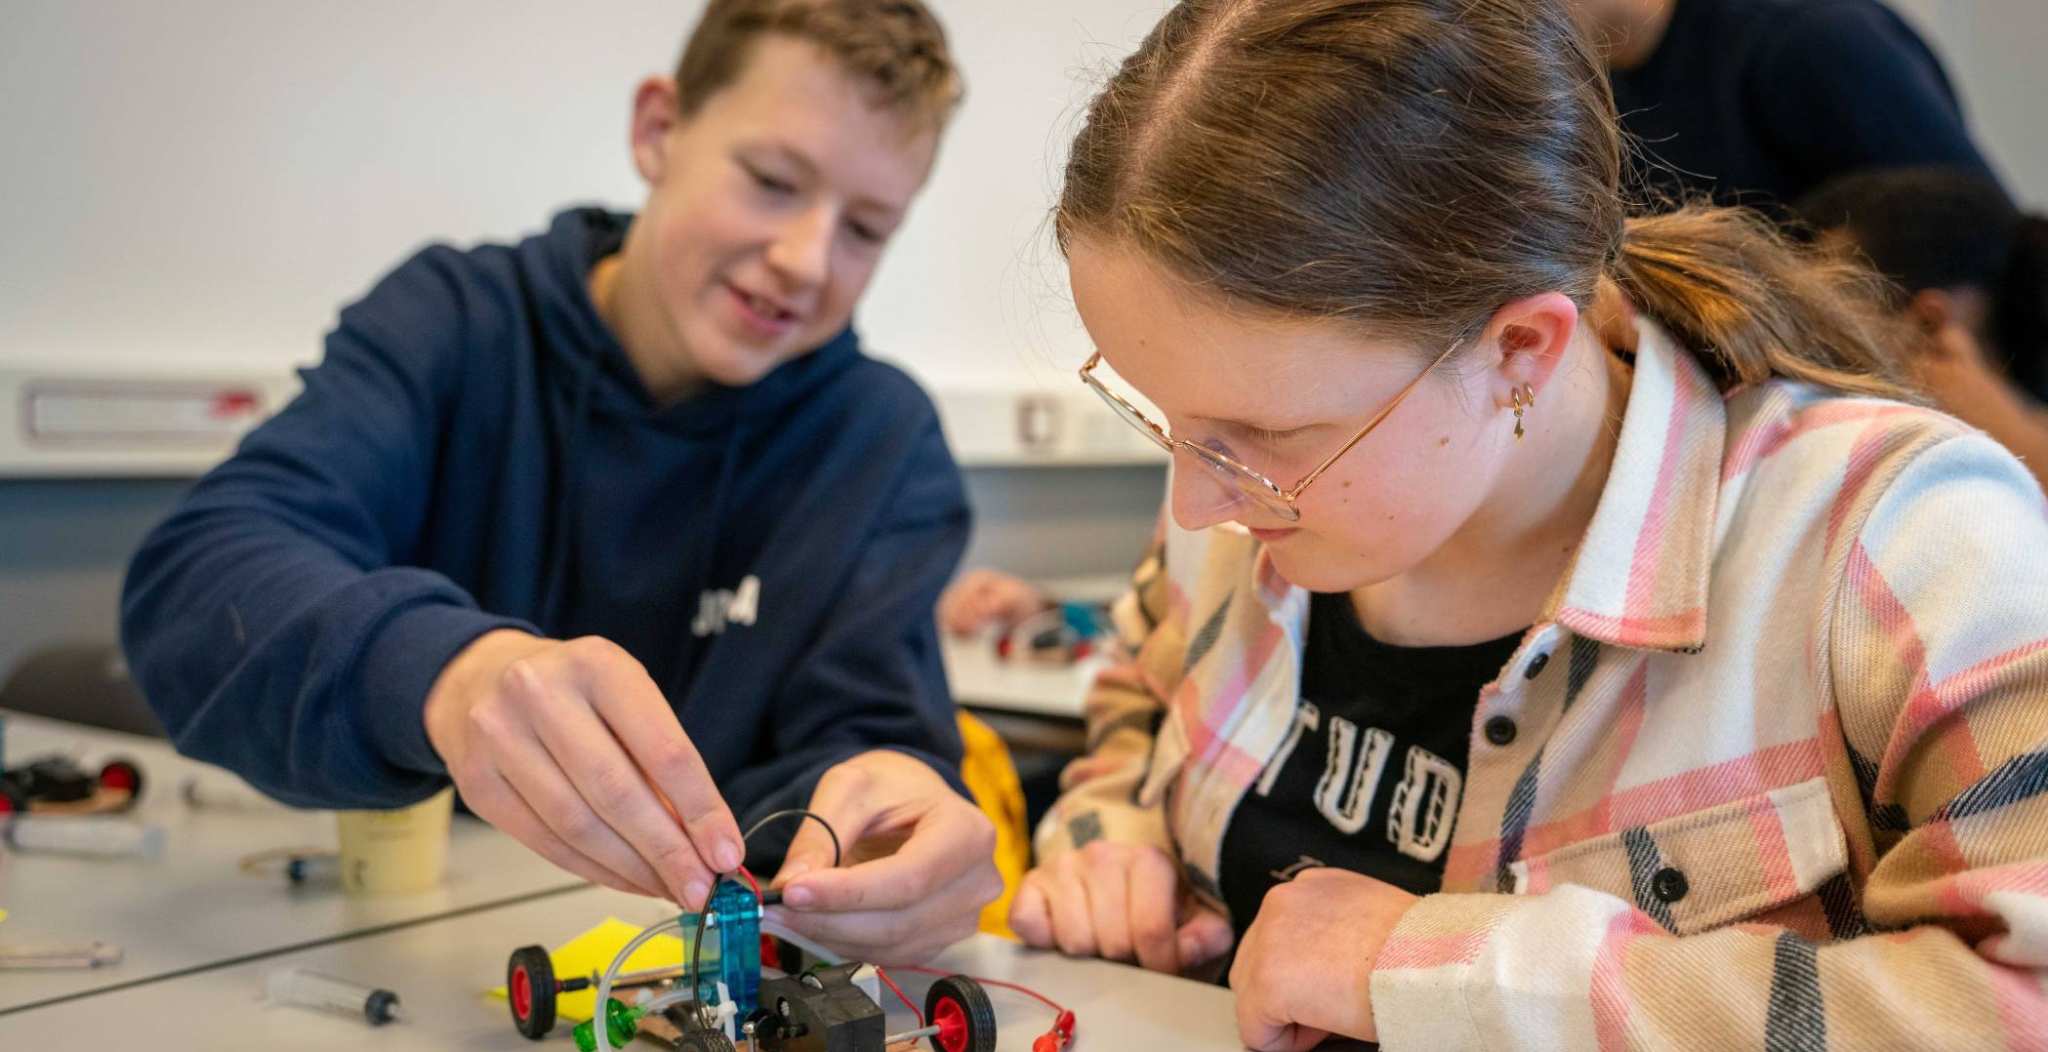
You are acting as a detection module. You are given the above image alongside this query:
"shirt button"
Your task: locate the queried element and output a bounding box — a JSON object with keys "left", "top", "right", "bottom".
{"left": 1652, "top": 866, "right": 1690, "bottom": 904}
{"left": 1483, "top": 716, "right": 1518, "bottom": 747}
{"left": 1524, "top": 651, "right": 1550, "bottom": 679}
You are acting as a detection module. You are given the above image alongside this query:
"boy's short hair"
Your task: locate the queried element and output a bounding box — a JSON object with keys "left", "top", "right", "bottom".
{"left": 675, "top": 0, "right": 963, "bottom": 134}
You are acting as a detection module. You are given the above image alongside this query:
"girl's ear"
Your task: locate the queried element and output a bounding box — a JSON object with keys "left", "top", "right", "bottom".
{"left": 1483, "top": 291, "right": 1581, "bottom": 409}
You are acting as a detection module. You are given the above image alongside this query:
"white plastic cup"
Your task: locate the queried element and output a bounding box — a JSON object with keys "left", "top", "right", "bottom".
{"left": 334, "top": 788, "right": 453, "bottom": 895}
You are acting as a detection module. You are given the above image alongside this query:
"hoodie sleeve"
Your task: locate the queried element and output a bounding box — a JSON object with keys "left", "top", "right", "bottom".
{"left": 120, "top": 248, "right": 534, "bottom": 809}
{"left": 720, "top": 417, "right": 973, "bottom": 858}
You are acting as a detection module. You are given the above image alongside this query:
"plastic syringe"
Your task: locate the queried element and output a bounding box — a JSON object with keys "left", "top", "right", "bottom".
{"left": 2, "top": 816, "right": 165, "bottom": 859}
{"left": 0, "top": 941, "right": 124, "bottom": 970}
{"left": 265, "top": 966, "right": 402, "bottom": 1025}
{"left": 180, "top": 775, "right": 292, "bottom": 813}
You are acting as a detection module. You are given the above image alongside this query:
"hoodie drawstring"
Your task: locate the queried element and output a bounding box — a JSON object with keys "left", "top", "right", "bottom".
{"left": 538, "top": 352, "right": 600, "bottom": 629}
{"left": 672, "top": 401, "right": 747, "bottom": 670}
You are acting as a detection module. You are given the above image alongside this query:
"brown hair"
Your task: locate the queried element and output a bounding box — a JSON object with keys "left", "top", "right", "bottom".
{"left": 675, "top": 0, "right": 963, "bottom": 134}
{"left": 1056, "top": 0, "right": 1914, "bottom": 399}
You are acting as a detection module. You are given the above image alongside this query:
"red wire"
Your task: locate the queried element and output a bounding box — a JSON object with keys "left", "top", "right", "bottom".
{"left": 886, "top": 963, "right": 1067, "bottom": 1015}
{"left": 738, "top": 866, "right": 940, "bottom": 1029}
{"left": 873, "top": 966, "right": 924, "bottom": 1026}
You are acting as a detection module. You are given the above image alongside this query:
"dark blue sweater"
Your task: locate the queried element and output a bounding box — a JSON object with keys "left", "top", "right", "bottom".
{"left": 1613, "top": 0, "right": 2003, "bottom": 213}
{"left": 121, "top": 208, "right": 971, "bottom": 844}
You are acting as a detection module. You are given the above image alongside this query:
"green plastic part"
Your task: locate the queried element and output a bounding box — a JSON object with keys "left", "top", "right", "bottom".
{"left": 571, "top": 997, "right": 645, "bottom": 1052}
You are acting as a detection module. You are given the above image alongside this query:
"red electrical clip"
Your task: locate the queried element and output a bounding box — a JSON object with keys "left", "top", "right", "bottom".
{"left": 1032, "top": 1009, "right": 1077, "bottom": 1051}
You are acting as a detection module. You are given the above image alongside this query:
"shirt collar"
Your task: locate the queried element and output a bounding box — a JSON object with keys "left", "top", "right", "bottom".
{"left": 1547, "top": 319, "right": 1725, "bottom": 652}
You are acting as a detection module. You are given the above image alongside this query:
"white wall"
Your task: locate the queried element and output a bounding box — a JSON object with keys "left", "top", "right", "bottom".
{"left": 0, "top": 0, "right": 1167, "bottom": 391}
{"left": 1, "top": 1, "right": 2038, "bottom": 399}
{"left": 1889, "top": 0, "right": 2048, "bottom": 207}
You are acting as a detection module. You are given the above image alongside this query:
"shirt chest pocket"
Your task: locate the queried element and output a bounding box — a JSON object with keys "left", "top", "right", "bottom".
{"left": 1503, "top": 776, "right": 1850, "bottom": 935}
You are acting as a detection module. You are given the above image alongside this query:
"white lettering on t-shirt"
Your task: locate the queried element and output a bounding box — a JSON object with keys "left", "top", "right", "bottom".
{"left": 1313, "top": 717, "right": 1394, "bottom": 836}
{"left": 692, "top": 574, "right": 761, "bottom": 638}
{"left": 1386, "top": 745, "right": 1460, "bottom": 863}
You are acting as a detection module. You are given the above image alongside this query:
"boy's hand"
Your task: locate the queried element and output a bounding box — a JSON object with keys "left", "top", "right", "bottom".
{"left": 1230, "top": 868, "right": 1418, "bottom": 1050}
{"left": 423, "top": 629, "right": 743, "bottom": 908}
{"left": 1009, "top": 840, "right": 1235, "bottom": 975}
{"left": 768, "top": 750, "right": 1003, "bottom": 964}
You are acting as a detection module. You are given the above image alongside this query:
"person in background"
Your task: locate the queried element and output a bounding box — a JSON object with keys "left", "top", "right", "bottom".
{"left": 938, "top": 568, "right": 1053, "bottom": 638}
{"left": 1797, "top": 166, "right": 2048, "bottom": 490}
{"left": 1577, "top": 0, "right": 2005, "bottom": 213}
{"left": 1012, "top": 0, "right": 2048, "bottom": 1048}
{"left": 121, "top": 0, "right": 1000, "bottom": 965}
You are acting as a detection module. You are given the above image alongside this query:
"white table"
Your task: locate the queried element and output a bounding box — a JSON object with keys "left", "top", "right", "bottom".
{"left": 0, "top": 711, "right": 584, "bottom": 1014}
{"left": 1, "top": 885, "right": 1252, "bottom": 1050}
{"left": 941, "top": 638, "right": 1098, "bottom": 721}
{"left": 938, "top": 572, "right": 1131, "bottom": 722}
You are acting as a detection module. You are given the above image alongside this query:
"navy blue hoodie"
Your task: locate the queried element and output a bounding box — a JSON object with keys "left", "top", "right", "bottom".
{"left": 121, "top": 208, "right": 971, "bottom": 844}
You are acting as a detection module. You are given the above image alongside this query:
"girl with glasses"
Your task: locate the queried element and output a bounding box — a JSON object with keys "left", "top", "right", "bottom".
{"left": 1012, "top": 1, "right": 2048, "bottom": 1049}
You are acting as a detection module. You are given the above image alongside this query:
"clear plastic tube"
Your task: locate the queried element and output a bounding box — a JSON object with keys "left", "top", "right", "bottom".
{"left": 265, "top": 966, "right": 401, "bottom": 1025}
{"left": 4, "top": 816, "right": 165, "bottom": 859}
{"left": 595, "top": 918, "right": 685, "bottom": 1052}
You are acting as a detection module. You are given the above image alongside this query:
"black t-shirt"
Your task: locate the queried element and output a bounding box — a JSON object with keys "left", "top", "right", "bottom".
{"left": 1611, "top": 0, "right": 2001, "bottom": 214}
{"left": 1218, "top": 592, "right": 1524, "bottom": 939}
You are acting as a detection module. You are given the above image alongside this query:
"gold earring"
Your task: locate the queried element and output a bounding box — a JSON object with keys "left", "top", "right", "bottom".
{"left": 1511, "top": 386, "right": 1531, "bottom": 440}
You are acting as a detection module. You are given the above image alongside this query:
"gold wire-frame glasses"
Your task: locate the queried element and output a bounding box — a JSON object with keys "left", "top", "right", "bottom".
{"left": 1078, "top": 341, "right": 1459, "bottom": 523}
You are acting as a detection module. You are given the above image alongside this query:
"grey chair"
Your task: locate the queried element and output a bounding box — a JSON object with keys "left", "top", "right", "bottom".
{"left": 0, "top": 641, "right": 165, "bottom": 739}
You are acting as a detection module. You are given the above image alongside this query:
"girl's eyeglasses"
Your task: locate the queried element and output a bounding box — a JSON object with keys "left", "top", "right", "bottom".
{"left": 1078, "top": 342, "right": 1458, "bottom": 523}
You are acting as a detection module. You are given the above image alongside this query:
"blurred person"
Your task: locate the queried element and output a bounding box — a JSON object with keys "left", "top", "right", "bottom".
{"left": 1577, "top": 0, "right": 2004, "bottom": 212}
{"left": 1798, "top": 166, "right": 2048, "bottom": 490}
{"left": 938, "top": 568, "right": 1053, "bottom": 638}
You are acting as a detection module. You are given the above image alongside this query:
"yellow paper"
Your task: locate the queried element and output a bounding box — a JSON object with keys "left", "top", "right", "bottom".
{"left": 488, "top": 917, "right": 687, "bottom": 1023}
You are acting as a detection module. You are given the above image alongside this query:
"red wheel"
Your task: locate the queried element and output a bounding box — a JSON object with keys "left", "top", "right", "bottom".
{"left": 924, "top": 975, "right": 996, "bottom": 1052}
{"left": 96, "top": 759, "right": 144, "bottom": 810}
{"left": 507, "top": 945, "right": 557, "bottom": 1039}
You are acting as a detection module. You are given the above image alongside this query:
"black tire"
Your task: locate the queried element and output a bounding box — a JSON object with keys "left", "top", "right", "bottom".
{"left": 680, "top": 1030, "right": 739, "bottom": 1052}
{"left": 924, "top": 975, "right": 997, "bottom": 1052}
{"left": 507, "top": 944, "right": 557, "bottom": 1039}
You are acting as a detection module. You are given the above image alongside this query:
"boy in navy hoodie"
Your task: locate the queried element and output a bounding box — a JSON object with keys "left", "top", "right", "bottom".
{"left": 121, "top": 0, "right": 997, "bottom": 965}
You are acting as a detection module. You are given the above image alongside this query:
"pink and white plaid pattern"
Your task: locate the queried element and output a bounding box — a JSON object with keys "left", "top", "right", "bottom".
{"left": 1036, "top": 320, "right": 2048, "bottom": 1049}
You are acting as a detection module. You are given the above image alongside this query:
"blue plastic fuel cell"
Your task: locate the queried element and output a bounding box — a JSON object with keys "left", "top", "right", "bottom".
{"left": 688, "top": 878, "right": 763, "bottom": 1018}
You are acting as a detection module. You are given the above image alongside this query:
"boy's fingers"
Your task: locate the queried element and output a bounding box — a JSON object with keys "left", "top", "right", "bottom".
{"left": 465, "top": 768, "right": 656, "bottom": 897}
{"left": 576, "top": 646, "right": 745, "bottom": 875}
{"left": 774, "top": 769, "right": 878, "bottom": 892}
{"left": 494, "top": 727, "right": 670, "bottom": 898}
{"left": 532, "top": 693, "right": 710, "bottom": 905}
{"left": 782, "top": 804, "right": 977, "bottom": 912}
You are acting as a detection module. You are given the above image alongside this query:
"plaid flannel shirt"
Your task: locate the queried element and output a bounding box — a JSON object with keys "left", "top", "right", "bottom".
{"left": 1035, "top": 320, "right": 2048, "bottom": 1050}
